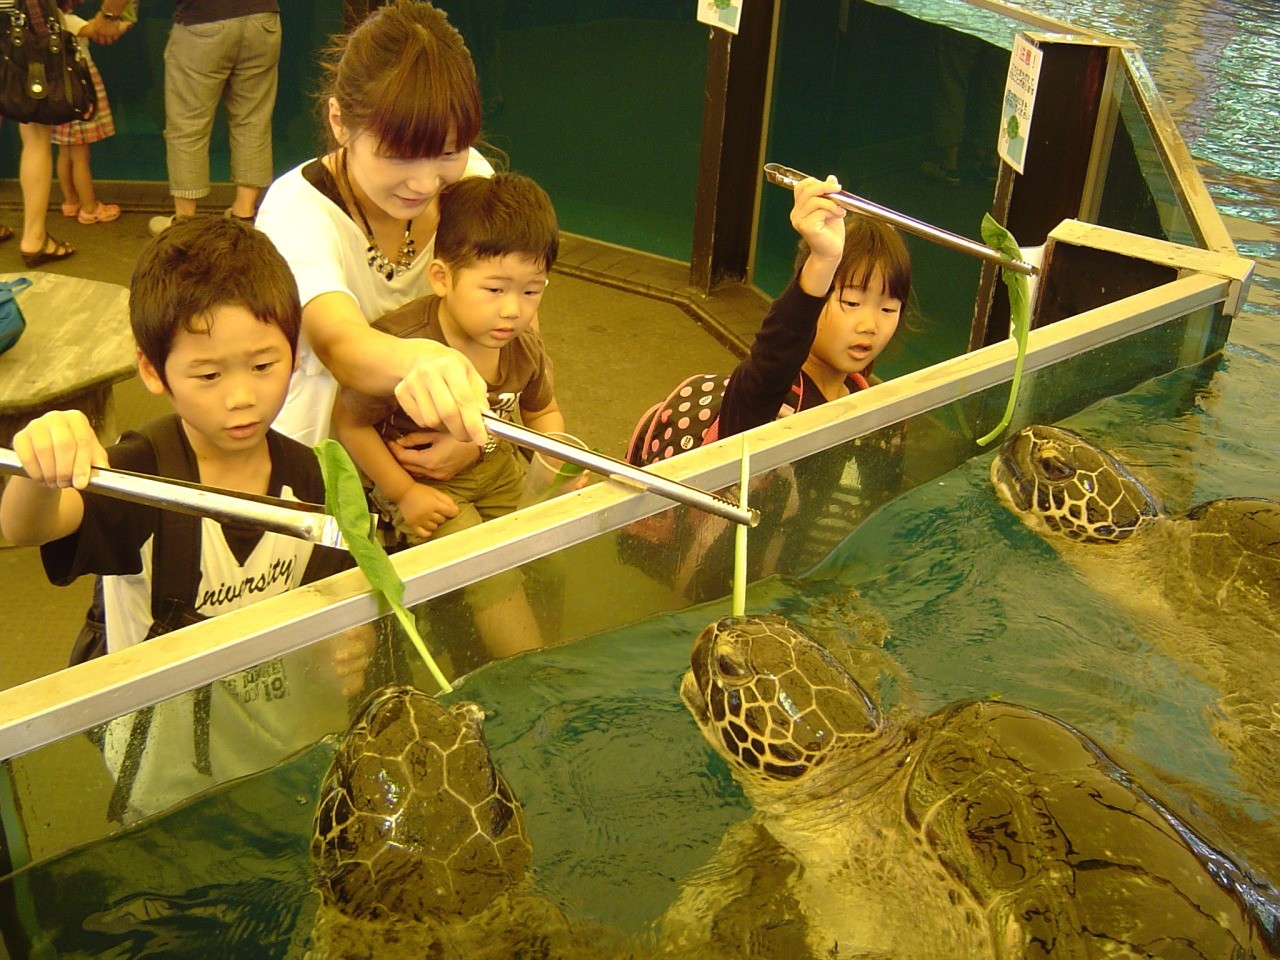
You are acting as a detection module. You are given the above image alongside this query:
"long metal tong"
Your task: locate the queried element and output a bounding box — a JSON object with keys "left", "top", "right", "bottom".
{"left": 0, "top": 447, "right": 351, "bottom": 549}
{"left": 1, "top": 420, "right": 759, "bottom": 547}
{"left": 482, "top": 415, "right": 758, "bottom": 527}
{"left": 763, "top": 163, "right": 1039, "bottom": 276}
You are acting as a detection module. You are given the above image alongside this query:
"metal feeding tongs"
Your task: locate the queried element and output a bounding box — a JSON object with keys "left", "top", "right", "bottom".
{"left": 0, "top": 420, "right": 759, "bottom": 551}
{"left": 763, "top": 163, "right": 1039, "bottom": 276}
{"left": 483, "top": 414, "right": 759, "bottom": 527}
{"left": 0, "top": 447, "right": 352, "bottom": 549}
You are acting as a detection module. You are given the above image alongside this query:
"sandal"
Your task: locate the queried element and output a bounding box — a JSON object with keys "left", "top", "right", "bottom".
{"left": 0, "top": 223, "right": 13, "bottom": 244}
{"left": 77, "top": 202, "right": 121, "bottom": 225}
{"left": 61, "top": 201, "right": 81, "bottom": 218}
{"left": 20, "top": 233, "right": 75, "bottom": 268}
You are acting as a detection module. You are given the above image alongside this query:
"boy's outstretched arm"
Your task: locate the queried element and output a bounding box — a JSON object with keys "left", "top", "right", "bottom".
{"left": 792, "top": 175, "right": 847, "bottom": 298}
{"left": 0, "top": 410, "right": 104, "bottom": 545}
{"left": 520, "top": 397, "right": 565, "bottom": 437}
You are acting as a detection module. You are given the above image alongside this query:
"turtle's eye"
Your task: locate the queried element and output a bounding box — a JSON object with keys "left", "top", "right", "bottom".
{"left": 1037, "top": 453, "right": 1074, "bottom": 482}
{"left": 717, "top": 653, "right": 746, "bottom": 679}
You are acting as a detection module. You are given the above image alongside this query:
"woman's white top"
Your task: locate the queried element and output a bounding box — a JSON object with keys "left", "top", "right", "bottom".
{"left": 256, "top": 147, "right": 494, "bottom": 446}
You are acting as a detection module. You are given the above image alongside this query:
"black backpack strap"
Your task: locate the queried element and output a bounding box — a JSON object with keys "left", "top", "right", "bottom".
{"left": 108, "top": 417, "right": 211, "bottom": 822}
{"left": 143, "top": 415, "right": 203, "bottom": 624}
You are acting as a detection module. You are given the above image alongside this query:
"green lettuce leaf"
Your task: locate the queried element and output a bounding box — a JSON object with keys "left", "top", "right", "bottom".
{"left": 977, "top": 214, "right": 1032, "bottom": 446}
{"left": 315, "top": 440, "right": 450, "bottom": 692}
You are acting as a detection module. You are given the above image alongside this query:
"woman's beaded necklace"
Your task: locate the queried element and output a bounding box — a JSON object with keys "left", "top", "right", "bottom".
{"left": 339, "top": 148, "right": 416, "bottom": 282}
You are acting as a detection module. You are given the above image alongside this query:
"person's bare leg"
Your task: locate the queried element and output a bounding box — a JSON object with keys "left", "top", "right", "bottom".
{"left": 56, "top": 146, "right": 79, "bottom": 211}
{"left": 18, "top": 123, "right": 54, "bottom": 253}
{"left": 173, "top": 196, "right": 198, "bottom": 218}
{"left": 68, "top": 144, "right": 99, "bottom": 213}
{"left": 229, "top": 184, "right": 260, "bottom": 219}
{"left": 473, "top": 589, "right": 544, "bottom": 659}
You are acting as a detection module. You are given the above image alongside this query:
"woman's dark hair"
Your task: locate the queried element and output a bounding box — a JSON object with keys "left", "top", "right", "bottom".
{"left": 320, "top": 1, "right": 482, "bottom": 159}
{"left": 435, "top": 173, "right": 559, "bottom": 271}
{"left": 130, "top": 218, "right": 301, "bottom": 386}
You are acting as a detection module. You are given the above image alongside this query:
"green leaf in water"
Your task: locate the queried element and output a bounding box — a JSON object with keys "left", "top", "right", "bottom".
{"left": 976, "top": 214, "right": 1032, "bottom": 446}
{"left": 541, "top": 459, "right": 588, "bottom": 501}
{"left": 314, "top": 440, "right": 451, "bottom": 692}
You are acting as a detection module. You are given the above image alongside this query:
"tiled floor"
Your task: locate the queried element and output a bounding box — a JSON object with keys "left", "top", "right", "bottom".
{"left": 0, "top": 189, "right": 760, "bottom": 693}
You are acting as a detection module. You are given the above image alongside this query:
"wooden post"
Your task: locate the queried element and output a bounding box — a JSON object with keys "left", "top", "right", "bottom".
{"left": 690, "top": 0, "right": 777, "bottom": 295}
{"left": 973, "top": 38, "right": 1116, "bottom": 348}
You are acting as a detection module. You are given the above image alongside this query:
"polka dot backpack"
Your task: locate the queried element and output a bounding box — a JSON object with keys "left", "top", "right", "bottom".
{"left": 625, "top": 373, "right": 803, "bottom": 466}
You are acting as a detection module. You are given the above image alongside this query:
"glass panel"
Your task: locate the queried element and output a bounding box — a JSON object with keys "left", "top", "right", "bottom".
{"left": 7, "top": 296, "right": 1260, "bottom": 957}
{"left": 434, "top": 1, "right": 707, "bottom": 262}
{"left": 1096, "top": 72, "right": 1198, "bottom": 247}
{"left": 0, "top": 284, "right": 1213, "bottom": 854}
{"left": 759, "top": 1, "right": 1019, "bottom": 378}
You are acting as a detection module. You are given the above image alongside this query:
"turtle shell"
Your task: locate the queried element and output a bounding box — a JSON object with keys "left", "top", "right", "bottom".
{"left": 908, "top": 698, "right": 1277, "bottom": 955}
{"left": 682, "top": 615, "right": 1280, "bottom": 956}
{"left": 311, "top": 686, "right": 531, "bottom": 924}
{"left": 1178, "top": 498, "right": 1280, "bottom": 623}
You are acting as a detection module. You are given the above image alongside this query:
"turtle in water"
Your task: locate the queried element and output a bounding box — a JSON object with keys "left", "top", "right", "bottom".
{"left": 990, "top": 423, "right": 1280, "bottom": 860}
{"left": 989, "top": 424, "right": 1279, "bottom": 631}
{"left": 676, "top": 613, "right": 1280, "bottom": 959}
{"left": 305, "top": 685, "right": 619, "bottom": 960}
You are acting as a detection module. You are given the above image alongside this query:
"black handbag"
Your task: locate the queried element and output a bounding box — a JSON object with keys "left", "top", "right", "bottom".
{"left": 0, "top": 0, "right": 98, "bottom": 125}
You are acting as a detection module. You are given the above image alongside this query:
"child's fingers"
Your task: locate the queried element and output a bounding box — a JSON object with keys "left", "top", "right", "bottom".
{"left": 13, "top": 412, "right": 103, "bottom": 488}
{"left": 794, "top": 174, "right": 843, "bottom": 203}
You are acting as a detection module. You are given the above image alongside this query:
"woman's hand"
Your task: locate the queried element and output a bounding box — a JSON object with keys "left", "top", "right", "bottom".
{"left": 394, "top": 340, "right": 491, "bottom": 445}
{"left": 395, "top": 483, "right": 460, "bottom": 541}
{"left": 389, "top": 431, "right": 481, "bottom": 481}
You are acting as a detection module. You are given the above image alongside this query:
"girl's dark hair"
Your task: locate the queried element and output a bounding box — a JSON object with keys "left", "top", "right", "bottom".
{"left": 130, "top": 218, "right": 301, "bottom": 387}
{"left": 795, "top": 215, "right": 912, "bottom": 303}
{"left": 435, "top": 173, "right": 560, "bottom": 272}
{"left": 320, "top": 1, "right": 482, "bottom": 159}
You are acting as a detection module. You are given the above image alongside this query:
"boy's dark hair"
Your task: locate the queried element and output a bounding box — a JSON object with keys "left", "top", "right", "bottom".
{"left": 321, "top": 1, "right": 481, "bottom": 160}
{"left": 130, "top": 217, "right": 301, "bottom": 387}
{"left": 435, "top": 173, "right": 559, "bottom": 271}
{"left": 795, "top": 215, "right": 912, "bottom": 303}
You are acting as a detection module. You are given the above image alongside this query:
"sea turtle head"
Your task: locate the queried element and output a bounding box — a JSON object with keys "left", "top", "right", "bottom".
{"left": 991, "top": 425, "right": 1159, "bottom": 543}
{"left": 312, "top": 685, "right": 531, "bottom": 924}
{"left": 681, "top": 614, "right": 881, "bottom": 785}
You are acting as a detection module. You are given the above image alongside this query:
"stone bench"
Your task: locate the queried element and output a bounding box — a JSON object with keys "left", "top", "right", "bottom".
{"left": 0, "top": 271, "right": 134, "bottom": 449}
